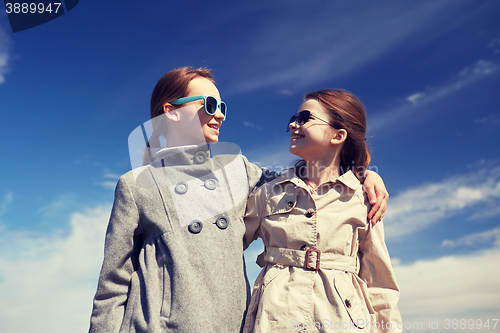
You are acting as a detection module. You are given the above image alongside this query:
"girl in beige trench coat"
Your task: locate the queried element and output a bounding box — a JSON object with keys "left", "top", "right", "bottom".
{"left": 89, "top": 68, "right": 391, "bottom": 333}
{"left": 244, "top": 89, "right": 402, "bottom": 333}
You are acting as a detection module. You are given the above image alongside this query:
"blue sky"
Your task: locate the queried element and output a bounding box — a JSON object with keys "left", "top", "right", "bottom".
{"left": 1, "top": 0, "right": 500, "bottom": 332}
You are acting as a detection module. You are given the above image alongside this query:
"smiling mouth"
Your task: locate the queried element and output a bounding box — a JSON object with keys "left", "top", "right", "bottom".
{"left": 208, "top": 124, "right": 220, "bottom": 130}
{"left": 290, "top": 134, "right": 304, "bottom": 140}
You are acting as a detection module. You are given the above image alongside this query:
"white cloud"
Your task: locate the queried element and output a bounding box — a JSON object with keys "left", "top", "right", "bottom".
{"left": 384, "top": 167, "right": 500, "bottom": 239}
{"left": 98, "top": 171, "right": 121, "bottom": 190}
{"left": 0, "top": 23, "right": 11, "bottom": 84}
{"left": 406, "top": 93, "right": 425, "bottom": 106}
{"left": 0, "top": 205, "right": 111, "bottom": 333}
{"left": 103, "top": 172, "right": 121, "bottom": 179}
{"left": 98, "top": 180, "right": 118, "bottom": 190}
{"left": 395, "top": 247, "right": 500, "bottom": 328}
{"left": 370, "top": 58, "right": 500, "bottom": 132}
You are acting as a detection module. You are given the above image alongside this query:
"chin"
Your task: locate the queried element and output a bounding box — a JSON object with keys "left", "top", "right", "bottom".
{"left": 206, "top": 137, "right": 219, "bottom": 144}
{"left": 289, "top": 147, "right": 305, "bottom": 159}
{"left": 289, "top": 146, "right": 299, "bottom": 155}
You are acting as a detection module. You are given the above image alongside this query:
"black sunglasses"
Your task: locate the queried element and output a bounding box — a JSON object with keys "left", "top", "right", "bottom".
{"left": 287, "top": 110, "right": 336, "bottom": 132}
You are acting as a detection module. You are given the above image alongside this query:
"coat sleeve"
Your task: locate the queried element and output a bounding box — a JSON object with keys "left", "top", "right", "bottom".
{"left": 89, "top": 176, "right": 143, "bottom": 332}
{"left": 358, "top": 217, "right": 402, "bottom": 332}
{"left": 240, "top": 155, "right": 264, "bottom": 190}
{"left": 243, "top": 184, "right": 266, "bottom": 250}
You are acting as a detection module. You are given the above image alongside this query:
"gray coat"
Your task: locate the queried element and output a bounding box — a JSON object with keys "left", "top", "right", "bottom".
{"left": 89, "top": 144, "right": 263, "bottom": 333}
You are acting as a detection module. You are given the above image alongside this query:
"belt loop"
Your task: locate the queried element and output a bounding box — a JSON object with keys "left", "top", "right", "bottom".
{"left": 305, "top": 248, "right": 321, "bottom": 270}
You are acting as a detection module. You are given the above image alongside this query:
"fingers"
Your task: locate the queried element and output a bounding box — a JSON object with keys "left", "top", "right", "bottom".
{"left": 367, "top": 185, "right": 377, "bottom": 205}
{"left": 369, "top": 191, "right": 389, "bottom": 225}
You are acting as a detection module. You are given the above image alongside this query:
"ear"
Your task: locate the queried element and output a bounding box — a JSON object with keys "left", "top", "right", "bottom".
{"left": 163, "top": 103, "right": 180, "bottom": 121}
{"left": 331, "top": 129, "right": 347, "bottom": 145}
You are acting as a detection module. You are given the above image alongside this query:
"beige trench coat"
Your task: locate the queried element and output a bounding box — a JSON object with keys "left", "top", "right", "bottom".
{"left": 243, "top": 169, "right": 402, "bottom": 333}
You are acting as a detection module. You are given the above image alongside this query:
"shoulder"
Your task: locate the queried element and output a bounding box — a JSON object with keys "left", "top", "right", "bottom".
{"left": 112, "top": 165, "right": 162, "bottom": 194}
{"left": 254, "top": 168, "right": 296, "bottom": 196}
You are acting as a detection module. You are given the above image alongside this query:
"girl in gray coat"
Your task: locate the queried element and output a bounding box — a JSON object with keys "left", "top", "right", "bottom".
{"left": 89, "top": 67, "right": 389, "bottom": 332}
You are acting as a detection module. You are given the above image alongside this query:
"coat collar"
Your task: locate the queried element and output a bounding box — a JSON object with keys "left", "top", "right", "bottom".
{"left": 275, "top": 168, "right": 361, "bottom": 191}
{"left": 152, "top": 144, "right": 211, "bottom": 167}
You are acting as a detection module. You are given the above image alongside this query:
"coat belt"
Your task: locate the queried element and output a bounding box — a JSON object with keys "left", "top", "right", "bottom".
{"left": 264, "top": 246, "right": 358, "bottom": 274}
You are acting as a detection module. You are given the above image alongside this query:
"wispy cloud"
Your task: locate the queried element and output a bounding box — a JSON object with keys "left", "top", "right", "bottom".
{"left": 103, "top": 172, "right": 121, "bottom": 179}
{"left": 475, "top": 114, "right": 500, "bottom": 126}
{"left": 488, "top": 37, "right": 500, "bottom": 55}
{"left": 98, "top": 181, "right": 117, "bottom": 190}
{"left": 36, "top": 194, "right": 77, "bottom": 218}
{"left": 229, "top": 1, "right": 479, "bottom": 93}
{"left": 0, "top": 205, "right": 110, "bottom": 333}
{"left": 384, "top": 166, "right": 500, "bottom": 239}
{"left": 441, "top": 227, "right": 500, "bottom": 248}
{"left": 0, "top": 191, "right": 13, "bottom": 216}
{"left": 0, "top": 22, "right": 11, "bottom": 84}
{"left": 243, "top": 121, "right": 263, "bottom": 130}
{"left": 97, "top": 171, "right": 121, "bottom": 190}
{"left": 370, "top": 58, "right": 500, "bottom": 132}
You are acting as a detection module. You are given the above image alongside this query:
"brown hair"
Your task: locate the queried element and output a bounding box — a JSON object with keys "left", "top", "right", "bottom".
{"left": 143, "top": 67, "right": 214, "bottom": 164}
{"left": 150, "top": 67, "right": 214, "bottom": 120}
{"left": 295, "top": 89, "right": 370, "bottom": 181}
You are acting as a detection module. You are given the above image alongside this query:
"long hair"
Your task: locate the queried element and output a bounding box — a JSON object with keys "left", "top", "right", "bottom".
{"left": 143, "top": 67, "right": 214, "bottom": 164}
{"left": 295, "top": 89, "right": 370, "bottom": 181}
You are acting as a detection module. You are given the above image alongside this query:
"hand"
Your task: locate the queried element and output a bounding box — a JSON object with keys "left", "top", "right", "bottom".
{"left": 363, "top": 170, "right": 389, "bottom": 226}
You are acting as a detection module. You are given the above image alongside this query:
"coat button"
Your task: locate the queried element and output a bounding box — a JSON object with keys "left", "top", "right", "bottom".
{"left": 194, "top": 151, "right": 207, "bottom": 164}
{"left": 345, "top": 299, "right": 352, "bottom": 308}
{"left": 204, "top": 179, "right": 218, "bottom": 190}
{"left": 305, "top": 208, "right": 315, "bottom": 218}
{"left": 188, "top": 220, "right": 203, "bottom": 234}
{"left": 215, "top": 216, "right": 229, "bottom": 229}
{"left": 287, "top": 201, "right": 294, "bottom": 208}
{"left": 175, "top": 181, "right": 188, "bottom": 194}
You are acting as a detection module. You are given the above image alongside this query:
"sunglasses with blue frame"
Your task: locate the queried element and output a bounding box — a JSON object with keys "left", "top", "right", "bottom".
{"left": 170, "top": 95, "right": 227, "bottom": 121}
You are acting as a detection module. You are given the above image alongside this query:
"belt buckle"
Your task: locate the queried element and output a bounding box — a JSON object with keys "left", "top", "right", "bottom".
{"left": 305, "top": 248, "right": 321, "bottom": 270}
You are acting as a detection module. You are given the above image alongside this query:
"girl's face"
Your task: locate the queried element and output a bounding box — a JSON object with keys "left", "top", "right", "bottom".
{"left": 165, "top": 77, "right": 225, "bottom": 145}
{"left": 289, "top": 99, "right": 337, "bottom": 161}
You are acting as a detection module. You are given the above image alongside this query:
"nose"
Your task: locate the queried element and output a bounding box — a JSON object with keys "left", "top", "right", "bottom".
{"left": 288, "top": 120, "right": 298, "bottom": 132}
{"left": 213, "top": 107, "right": 225, "bottom": 122}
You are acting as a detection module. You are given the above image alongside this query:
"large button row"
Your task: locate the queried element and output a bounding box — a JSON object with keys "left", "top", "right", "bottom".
{"left": 188, "top": 216, "right": 230, "bottom": 234}
{"left": 174, "top": 178, "right": 219, "bottom": 194}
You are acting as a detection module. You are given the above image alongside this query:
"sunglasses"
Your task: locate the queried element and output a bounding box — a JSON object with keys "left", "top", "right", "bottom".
{"left": 170, "top": 95, "right": 227, "bottom": 121}
{"left": 287, "top": 110, "right": 336, "bottom": 132}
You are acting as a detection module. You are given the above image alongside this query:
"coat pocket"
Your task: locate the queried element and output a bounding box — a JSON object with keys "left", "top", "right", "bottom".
{"left": 334, "top": 273, "right": 370, "bottom": 329}
{"left": 264, "top": 187, "right": 296, "bottom": 217}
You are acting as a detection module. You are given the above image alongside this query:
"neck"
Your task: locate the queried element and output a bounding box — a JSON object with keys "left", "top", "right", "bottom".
{"left": 302, "top": 150, "right": 342, "bottom": 188}
{"left": 165, "top": 134, "right": 207, "bottom": 148}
